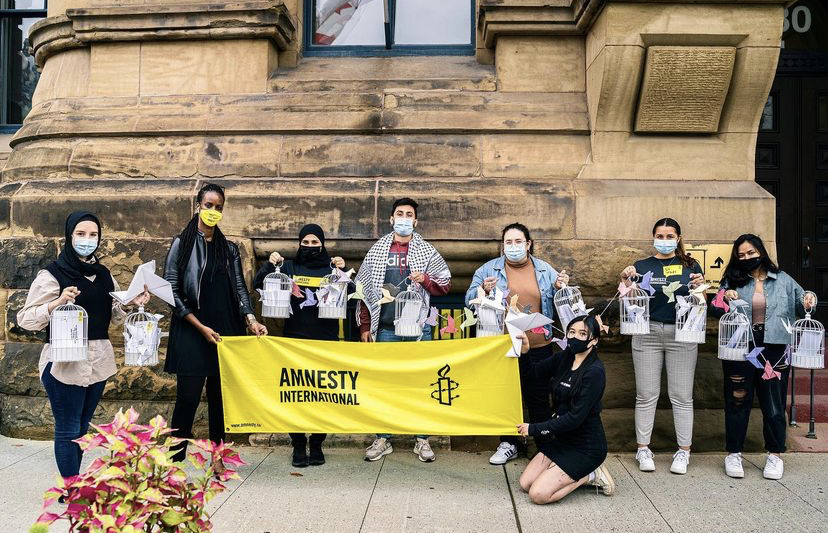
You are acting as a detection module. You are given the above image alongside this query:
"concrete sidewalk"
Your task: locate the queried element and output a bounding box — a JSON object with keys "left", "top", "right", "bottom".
{"left": 1, "top": 436, "right": 825, "bottom": 533}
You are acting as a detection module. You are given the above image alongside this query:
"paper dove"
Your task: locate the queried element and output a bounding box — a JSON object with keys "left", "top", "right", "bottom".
{"left": 676, "top": 295, "right": 692, "bottom": 319}
{"left": 690, "top": 283, "right": 710, "bottom": 295}
{"left": 639, "top": 271, "right": 656, "bottom": 296}
{"left": 711, "top": 289, "right": 730, "bottom": 312}
{"left": 505, "top": 312, "right": 553, "bottom": 357}
{"left": 440, "top": 315, "right": 459, "bottom": 336}
{"left": 781, "top": 317, "right": 793, "bottom": 335}
{"left": 291, "top": 281, "right": 304, "bottom": 299}
{"left": 468, "top": 287, "right": 487, "bottom": 307}
{"left": 509, "top": 294, "right": 520, "bottom": 312}
{"left": 378, "top": 288, "right": 395, "bottom": 305}
{"left": 745, "top": 346, "right": 765, "bottom": 369}
{"left": 662, "top": 281, "right": 682, "bottom": 303}
{"left": 459, "top": 307, "right": 478, "bottom": 330}
{"left": 110, "top": 260, "right": 174, "bottom": 306}
{"left": 299, "top": 288, "right": 317, "bottom": 309}
{"left": 571, "top": 300, "right": 593, "bottom": 316}
{"left": 594, "top": 315, "right": 610, "bottom": 335}
{"left": 618, "top": 281, "right": 633, "bottom": 297}
{"left": 783, "top": 344, "right": 792, "bottom": 365}
{"left": 335, "top": 268, "right": 355, "bottom": 283}
{"left": 762, "top": 360, "right": 781, "bottom": 380}
{"left": 419, "top": 306, "right": 439, "bottom": 327}
{"left": 552, "top": 337, "right": 568, "bottom": 350}
{"left": 348, "top": 281, "right": 365, "bottom": 301}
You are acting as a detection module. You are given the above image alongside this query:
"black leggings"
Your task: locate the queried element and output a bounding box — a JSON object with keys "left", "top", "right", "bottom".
{"left": 722, "top": 328, "right": 789, "bottom": 454}
{"left": 502, "top": 344, "right": 554, "bottom": 446}
{"left": 171, "top": 374, "right": 225, "bottom": 462}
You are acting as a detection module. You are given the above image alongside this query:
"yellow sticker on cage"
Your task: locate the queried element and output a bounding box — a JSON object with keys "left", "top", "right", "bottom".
{"left": 663, "top": 265, "right": 683, "bottom": 277}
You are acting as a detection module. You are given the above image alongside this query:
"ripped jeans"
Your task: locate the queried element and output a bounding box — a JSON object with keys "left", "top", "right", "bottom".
{"left": 722, "top": 327, "right": 789, "bottom": 454}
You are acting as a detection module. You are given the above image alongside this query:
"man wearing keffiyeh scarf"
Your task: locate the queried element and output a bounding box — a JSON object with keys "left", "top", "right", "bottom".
{"left": 356, "top": 197, "right": 451, "bottom": 463}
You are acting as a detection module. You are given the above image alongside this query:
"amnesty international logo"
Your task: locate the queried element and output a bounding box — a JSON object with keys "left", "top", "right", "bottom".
{"left": 430, "top": 364, "right": 460, "bottom": 406}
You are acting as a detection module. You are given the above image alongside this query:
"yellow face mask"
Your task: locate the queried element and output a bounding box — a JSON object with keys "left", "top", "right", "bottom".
{"left": 199, "top": 209, "right": 223, "bottom": 227}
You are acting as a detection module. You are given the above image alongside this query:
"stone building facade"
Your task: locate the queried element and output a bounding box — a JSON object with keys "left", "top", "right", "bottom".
{"left": 0, "top": 0, "right": 791, "bottom": 450}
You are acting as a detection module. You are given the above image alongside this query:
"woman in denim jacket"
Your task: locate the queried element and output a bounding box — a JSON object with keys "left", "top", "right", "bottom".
{"left": 465, "top": 222, "right": 569, "bottom": 466}
{"left": 720, "top": 234, "right": 815, "bottom": 481}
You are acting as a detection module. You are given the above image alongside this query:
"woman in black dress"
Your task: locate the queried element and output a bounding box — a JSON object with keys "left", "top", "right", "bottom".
{"left": 164, "top": 183, "right": 267, "bottom": 464}
{"left": 516, "top": 315, "right": 615, "bottom": 504}
{"left": 253, "top": 223, "right": 347, "bottom": 467}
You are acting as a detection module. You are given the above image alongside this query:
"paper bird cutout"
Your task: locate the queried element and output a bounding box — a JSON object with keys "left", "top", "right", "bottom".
{"left": 509, "top": 294, "right": 520, "bottom": 312}
{"left": 662, "top": 281, "right": 682, "bottom": 303}
{"left": 745, "top": 346, "right": 765, "bottom": 369}
{"left": 676, "top": 295, "right": 692, "bottom": 319}
{"left": 291, "top": 281, "right": 304, "bottom": 299}
{"left": 618, "top": 281, "right": 633, "bottom": 297}
{"left": 378, "top": 288, "right": 395, "bottom": 305}
{"left": 440, "top": 314, "right": 459, "bottom": 335}
{"left": 783, "top": 344, "right": 791, "bottom": 365}
{"left": 639, "top": 271, "right": 656, "bottom": 296}
{"left": 690, "top": 283, "right": 710, "bottom": 295}
{"left": 781, "top": 318, "right": 793, "bottom": 335}
{"left": 501, "top": 288, "right": 510, "bottom": 306}
{"left": 762, "top": 360, "right": 781, "bottom": 380}
{"left": 334, "top": 268, "right": 356, "bottom": 282}
{"left": 571, "top": 300, "right": 594, "bottom": 316}
{"left": 711, "top": 289, "right": 730, "bottom": 312}
{"left": 419, "top": 306, "right": 439, "bottom": 327}
{"left": 468, "top": 287, "right": 487, "bottom": 307}
{"left": 594, "top": 314, "right": 610, "bottom": 335}
{"left": 348, "top": 281, "right": 364, "bottom": 301}
{"left": 522, "top": 304, "right": 532, "bottom": 314}
{"left": 299, "top": 288, "right": 317, "bottom": 309}
{"left": 552, "top": 337, "right": 568, "bottom": 350}
{"left": 460, "top": 307, "right": 478, "bottom": 330}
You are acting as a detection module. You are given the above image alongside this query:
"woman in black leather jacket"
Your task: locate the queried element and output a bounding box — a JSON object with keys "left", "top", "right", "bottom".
{"left": 164, "top": 183, "right": 267, "bottom": 463}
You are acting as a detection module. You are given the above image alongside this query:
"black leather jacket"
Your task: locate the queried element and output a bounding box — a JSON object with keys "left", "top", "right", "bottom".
{"left": 163, "top": 232, "right": 254, "bottom": 319}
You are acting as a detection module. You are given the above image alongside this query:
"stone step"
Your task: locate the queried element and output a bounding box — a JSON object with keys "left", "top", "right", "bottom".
{"left": 790, "top": 368, "right": 828, "bottom": 396}
{"left": 791, "top": 394, "right": 828, "bottom": 423}
{"left": 272, "top": 57, "right": 497, "bottom": 93}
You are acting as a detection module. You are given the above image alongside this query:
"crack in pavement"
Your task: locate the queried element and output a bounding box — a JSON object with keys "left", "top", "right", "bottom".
{"left": 210, "top": 449, "right": 273, "bottom": 519}
{"left": 501, "top": 464, "right": 523, "bottom": 533}
{"left": 742, "top": 455, "right": 825, "bottom": 515}
{"left": 358, "top": 455, "right": 386, "bottom": 532}
{"left": 615, "top": 455, "right": 675, "bottom": 532}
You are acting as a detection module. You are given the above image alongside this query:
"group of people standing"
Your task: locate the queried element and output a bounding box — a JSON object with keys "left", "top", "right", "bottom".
{"left": 18, "top": 183, "right": 813, "bottom": 506}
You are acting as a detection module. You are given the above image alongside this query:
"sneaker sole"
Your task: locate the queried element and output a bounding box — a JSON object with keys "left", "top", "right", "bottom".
{"left": 489, "top": 453, "right": 517, "bottom": 466}
{"left": 414, "top": 449, "right": 436, "bottom": 462}
{"left": 638, "top": 464, "right": 655, "bottom": 472}
{"left": 763, "top": 472, "right": 782, "bottom": 480}
{"left": 670, "top": 467, "right": 687, "bottom": 475}
{"left": 364, "top": 447, "right": 393, "bottom": 462}
{"left": 726, "top": 470, "right": 744, "bottom": 479}
{"left": 597, "top": 465, "right": 616, "bottom": 496}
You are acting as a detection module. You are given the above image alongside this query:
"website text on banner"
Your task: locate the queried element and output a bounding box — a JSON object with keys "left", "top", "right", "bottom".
{"left": 218, "top": 335, "right": 522, "bottom": 435}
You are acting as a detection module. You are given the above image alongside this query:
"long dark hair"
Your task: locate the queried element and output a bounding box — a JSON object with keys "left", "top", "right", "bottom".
{"left": 176, "top": 183, "right": 230, "bottom": 274}
{"left": 501, "top": 222, "right": 534, "bottom": 254}
{"left": 721, "top": 233, "right": 779, "bottom": 289}
{"left": 551, "top": 315, "right": 602, "bottom": 408}
{"left": 652, "top": 217, "right": 696, "bottom": 268}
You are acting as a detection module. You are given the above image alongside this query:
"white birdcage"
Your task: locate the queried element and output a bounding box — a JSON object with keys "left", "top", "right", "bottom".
{"left": 476, "top": 287, "right": 505, "bottom": 337}
{"left": 554, "top": 284, "right": 584, "bottom": 330}
{"left": 394, "top": 286, "right": 424, "bottom": 338}
{"left": 259, "top": 267, "right": 293, "bottom": 318}
{"left": 124, "top": 307, "right": 161, "bottom": 367}
{"left": 49, "top": 303, "right": 88, "bottom": 362}
{"left": 675, "top": 294, "right": 707, "bottom": 344}
{"left": 791, "top": 294, "right": 824, "bottom": 369}
{"left": 620, "top": 287, "right": 650, "bottom": 335}
{"left": 717, "top": 306, "right": 751, "bottom": 361}
{"left": 317, "top": 273, "right": 348, "bottom": 319}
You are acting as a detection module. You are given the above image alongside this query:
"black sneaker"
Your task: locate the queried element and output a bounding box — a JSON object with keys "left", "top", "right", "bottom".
{"left": 309, "top": 445, "right": 325, "bottom": 466}
{"left": 292, "top": 447, "right": 309, "bottom": 468}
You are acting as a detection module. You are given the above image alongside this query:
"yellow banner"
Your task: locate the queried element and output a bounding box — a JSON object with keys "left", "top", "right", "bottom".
{"left": 292, "top": 275, "right": 323, "bottom": 288}
{"left": 217, "top": 335, "right": 522, "bottom": 435}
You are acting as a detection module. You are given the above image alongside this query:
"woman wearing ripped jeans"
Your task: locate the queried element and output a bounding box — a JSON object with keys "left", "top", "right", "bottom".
{"left": 719, "top": 234, "right": 814, "bottom": 480}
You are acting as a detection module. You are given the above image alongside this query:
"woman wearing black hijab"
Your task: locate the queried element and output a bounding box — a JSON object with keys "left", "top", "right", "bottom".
{"left": 254, "top": 223, "right": 347, "bottom": 467}
{"left": 18, "top": 211, "right": 149, "bottom": 482}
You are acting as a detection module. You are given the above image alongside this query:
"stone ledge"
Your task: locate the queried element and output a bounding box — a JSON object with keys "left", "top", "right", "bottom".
{"left": 29, "top": 1, "right": 297, "bottom": 69}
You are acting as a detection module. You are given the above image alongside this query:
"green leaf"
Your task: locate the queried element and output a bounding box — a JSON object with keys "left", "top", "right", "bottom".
{"left": 160, "top": 509, "right": 190, "bottom": 526}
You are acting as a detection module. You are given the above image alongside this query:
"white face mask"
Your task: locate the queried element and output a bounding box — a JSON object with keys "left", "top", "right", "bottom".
{"left": 504, "top": 244, "right": 527, "bottom": 262}
{"left": 73, "top": 238, "right": 98, "bottom": 257}
{"left": 393, "top": 218, "right": 414, "bottom": 237}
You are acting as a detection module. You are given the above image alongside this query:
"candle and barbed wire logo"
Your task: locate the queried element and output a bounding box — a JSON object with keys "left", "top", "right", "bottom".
{"left": 430, "top": 364, "right": 460, "bottom": 406}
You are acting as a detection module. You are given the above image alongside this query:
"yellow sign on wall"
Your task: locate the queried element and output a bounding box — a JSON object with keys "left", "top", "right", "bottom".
{"left": 686, "top": 244, "right": 733, "bottom": 292}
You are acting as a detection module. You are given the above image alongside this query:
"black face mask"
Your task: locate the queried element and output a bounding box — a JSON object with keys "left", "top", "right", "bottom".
{"left": 740, "top": 257, "right": 762, "bottom": 273}
{"left": 296, "top": 245, "right": 323, "bottom": 262}
{"left": 567, "top": 337, "right": 593, "bottom": 355}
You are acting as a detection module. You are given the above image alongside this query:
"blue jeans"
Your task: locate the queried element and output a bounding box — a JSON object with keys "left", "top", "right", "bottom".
{"left": 376, "top": 325, "right": 432, "bottom": 440}
{"left": 41, "top": 363, "right": 106, "bottom": 478}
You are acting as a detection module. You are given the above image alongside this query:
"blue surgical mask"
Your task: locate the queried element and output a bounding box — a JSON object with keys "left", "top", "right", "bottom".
{"left": 504, "top": 244, "right": 527, "bottom": 262}
{"left": 653, "top": 239, "right": 678, "bottom": 255}
{"left": 393, "top": 218, "right": 414, "bottom": 237}
{"left": 73, "top": 238, "right": 98, "bottom": 258}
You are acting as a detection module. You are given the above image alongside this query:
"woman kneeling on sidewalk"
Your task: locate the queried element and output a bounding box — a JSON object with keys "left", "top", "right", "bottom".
{"left": 516, "top": 315, "right": 615, "bottom": 504}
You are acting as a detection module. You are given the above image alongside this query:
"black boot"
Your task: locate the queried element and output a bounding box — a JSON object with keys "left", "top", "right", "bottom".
{"left": 292, "top": 446, "right": 309, "bottom": 468}
{"left": 309, "top": 443, "right": 325, "bottom": 466}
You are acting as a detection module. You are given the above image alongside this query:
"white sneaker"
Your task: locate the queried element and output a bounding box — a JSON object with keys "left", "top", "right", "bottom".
{"left": 670, "top": 449, "right": 690, "bottom": 475}
{"left": 589, "top": 463, "right": 616, "bottom": 496}
{"left": 763, "top": 454, "right": 784, "bottom": 480}
{"left": 364, "top": 438, "right": 393, "bottom": 462}
{"left": 489, "top": 442, "right": 518, "bottom": 465}
{"left": 725, "top": 453, "right": 744, "bottom": 478}
{"left": 636, "top": 447, "right": 655, "bottom": 472}
{"left": 413, "top": 438, "right": 435, "bottom": 462}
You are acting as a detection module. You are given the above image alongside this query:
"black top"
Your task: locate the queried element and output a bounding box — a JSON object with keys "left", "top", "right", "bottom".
{"left": 165, "top": 241, "right": 245, "bottom": 376}
{"left": 634, "top": 256, "right": 703, "bottom": 324}
{"left": 253, "top": 260, "right": 341, "bottom": 341}
{"left": 522, "top": 348, "right": 607, "bottom": 452}
{"left": 45, "top": 262, "right": 113, "bottom": 341}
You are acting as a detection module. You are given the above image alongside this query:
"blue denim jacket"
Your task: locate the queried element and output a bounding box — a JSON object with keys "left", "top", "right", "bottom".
{"left": 465, "top": 256, "right": 559, "bottom": 323}
{"left": 723, "top": 270, "right": 806, "bottom": 345}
